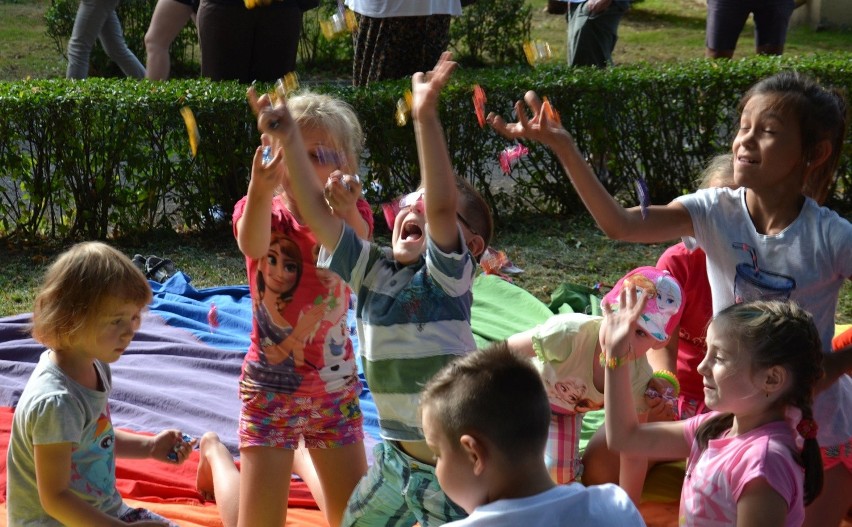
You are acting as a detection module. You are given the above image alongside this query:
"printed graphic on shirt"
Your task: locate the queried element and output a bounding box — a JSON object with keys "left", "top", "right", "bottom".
{"left": 71, "top": 410, "right": 115, "bottom": 497}
{"left": 731, "top": 242, "right": 796, "bottom": 303}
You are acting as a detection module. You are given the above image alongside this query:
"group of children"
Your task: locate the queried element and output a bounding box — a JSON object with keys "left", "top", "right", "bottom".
{"left": 7, "top": 50, "right": 852, "bottom": 527}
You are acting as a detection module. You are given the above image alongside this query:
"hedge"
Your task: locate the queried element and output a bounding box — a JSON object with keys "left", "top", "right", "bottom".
{"left": 1, "top": 53, "right": 850, "bottom": 240}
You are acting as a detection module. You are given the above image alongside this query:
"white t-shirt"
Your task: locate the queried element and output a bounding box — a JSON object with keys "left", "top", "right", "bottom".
{"left": 443, "top": 483, "right": 645, "bottom": 526}
{"left": 676, "top": 187, "right": 852, "bottom": 446}
{"left": 345, "top": 0, "right": 462, "bottom": 17}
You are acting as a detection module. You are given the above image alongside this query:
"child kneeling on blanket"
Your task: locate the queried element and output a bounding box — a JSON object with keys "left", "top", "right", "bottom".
{"left": 6, "top": 242, "right": 194, "bottom": 527}
{"left": 506, "top": 266, "right": 684, "bottom": 501}
{"left": 420, "top": 341, "right": 645, "bottom": 526}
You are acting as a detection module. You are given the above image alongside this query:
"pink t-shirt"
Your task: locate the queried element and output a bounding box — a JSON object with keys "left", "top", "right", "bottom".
{"left": 656, "top": 243, "right": 711, "bottom": 404}
{"left": 680, "top": 412, "right": 804, "bottom": 527}
{"left": 233, "top": 195, "right": 373, "bottom": 396}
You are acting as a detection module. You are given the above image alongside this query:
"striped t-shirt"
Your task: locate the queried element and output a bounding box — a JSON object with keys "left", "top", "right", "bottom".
{"left": 320, "top": 224, "right": 476, "bottom": 441}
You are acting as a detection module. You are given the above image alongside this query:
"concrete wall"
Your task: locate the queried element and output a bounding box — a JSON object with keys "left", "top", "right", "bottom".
{"left": 790, "top": 0, "right": 852, "bottom": 30}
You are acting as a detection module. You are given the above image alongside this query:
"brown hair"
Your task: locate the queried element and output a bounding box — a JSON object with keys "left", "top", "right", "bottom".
{"left": 694, "top": 300, "right": 824, "bottom": 505}
{"left": 456, "top": 177, "right": 494, "bottom": 255}
{"left": 31, "top": 242, "right": 152, "bottom": 350}
{"left": 739, "top": 72, "right": 849, "bottom": 204}
{"left": 420, "top": 341, "right": 551, "bottom": 457}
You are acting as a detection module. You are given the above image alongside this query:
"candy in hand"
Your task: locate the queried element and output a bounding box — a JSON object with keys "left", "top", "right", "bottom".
{"left": 166, "top": 433, "right": 195, "bottom": 462}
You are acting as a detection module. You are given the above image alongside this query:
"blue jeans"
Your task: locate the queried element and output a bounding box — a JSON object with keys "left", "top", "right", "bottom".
{"left": 341, "top": 441, "right": 466, "bottom": 527}
{"left": 66, "top": 0, "right": 146, "bottom": 79}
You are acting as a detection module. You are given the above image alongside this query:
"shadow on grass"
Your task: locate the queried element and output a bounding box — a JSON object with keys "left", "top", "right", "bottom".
{"left": 626, "top": 4, "right": 707, "bottom": 31}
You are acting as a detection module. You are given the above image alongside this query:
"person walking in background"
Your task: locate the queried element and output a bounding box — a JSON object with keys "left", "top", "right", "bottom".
{"left": 66, "top": 0, "right": 146, "bottom": 79}
{"left": 565, "top": 0, "right": 630, "bottom": 67}
{"left": 345, "top": 0, "right": 462, "bottom": 86}
{"left": 196, "top": 0, "right": 317, "bottom": 84}
{"left": 705, "top": 0, "right": 796, "bottom": 59}
{"left": 144, "top": 0, "right": 197, "bottom": 81}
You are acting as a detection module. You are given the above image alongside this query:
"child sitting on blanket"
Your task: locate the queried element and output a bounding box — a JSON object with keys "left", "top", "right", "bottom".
{"left": 420, "top": 341, "right": 645, "bottom": 526}
{"left": 254, "top": 51, "right": 494, "bottom": 526}
{"left": 506, "top": 266, "right": 684, "bottom": 501}
{"left": 6, "top": 241, "right": 194, "bottom": 527}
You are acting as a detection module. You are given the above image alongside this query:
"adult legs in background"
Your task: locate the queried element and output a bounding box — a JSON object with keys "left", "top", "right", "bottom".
{"left": 566, "top": 0, "right": 629, "bottom": 68}
{"left": 145, "top": 0, "right": 196, "bottom": 80}
{"left": 66, "top": 0, "right": 146, "bottom": 79}
{"left": 351, "top": 14, "right": 450, "bottom": 87}
{"left": 197, "top": 0, "right": 302, "bottom": 83}
{"left": 705, "top": 0, "right": 749, "bottom": 58}
{"left": 751, "top": 0, "right": 795, "bottom": 55}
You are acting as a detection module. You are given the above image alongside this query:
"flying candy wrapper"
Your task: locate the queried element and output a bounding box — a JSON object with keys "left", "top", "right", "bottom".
{"left": 473, "top": 84, "right": 487, "bottom": 128}
{"left": 272, "top": 72, "right": 300, "bottom": 103}
{"left": 523, "top": 40, "right": 552, "bottom": 67}
{"left": 635, "top": 177, "right": 650, "bottom": 219}
{"left": 320, "top": 7, "right": 357, "bottom": 40}
{"left": 179, "top": 106, "right": 200, "bottom": 158}
{"left": 499, "top": 144, "right": 529, "bottom": 174}
{"left": 395, "top": 90, "right": 414, "bottom": 126}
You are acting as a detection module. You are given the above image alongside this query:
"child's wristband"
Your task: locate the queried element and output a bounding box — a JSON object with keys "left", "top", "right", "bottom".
{"left": 652, "top": 370, "right": 680, "bottom": 397}
{"left": 600, "top": 353, "right": 629, "bottom": 370}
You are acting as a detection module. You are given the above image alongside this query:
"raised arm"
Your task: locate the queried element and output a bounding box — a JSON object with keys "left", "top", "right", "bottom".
{"left": 249, "top": 88, "right": 344, "bottom": 251}
{"left": 488, "top": 91, "right": 694, "bottom": 243}
{"left": 602, "top": 284, "right": 690, "bottom": 459}
{"left": 411, "top": 51, "right": 461, "bottom": 254}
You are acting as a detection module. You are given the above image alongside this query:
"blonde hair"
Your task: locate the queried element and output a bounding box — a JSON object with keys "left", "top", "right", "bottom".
{"left": 696, "top": 153, "right": 735, "bottom": 190}
{"left": 287, "top": 91, "right": 364, "bottom": 174}
{"left": 31, "top": 242, "right": 152, "bottom": 350}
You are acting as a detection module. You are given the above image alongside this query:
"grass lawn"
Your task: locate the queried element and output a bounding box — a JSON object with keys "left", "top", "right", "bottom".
{"left": 1, "top": 0, "right": 851, "bottom": 322}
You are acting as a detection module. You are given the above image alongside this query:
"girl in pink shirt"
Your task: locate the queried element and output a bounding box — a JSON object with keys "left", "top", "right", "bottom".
{"left": 602, "top": 290, "right": 823, "bottom": 527}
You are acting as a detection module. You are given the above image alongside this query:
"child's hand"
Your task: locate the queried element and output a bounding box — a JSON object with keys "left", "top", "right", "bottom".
{"left": 247, "top": 85, "right": 298, "bottom": 143}
{"left": 487, "top": 91, "right": 569, "bottom": 147}
{"left": 600, "top": 282, "right": 650, "bottom": 361}
{"left": 644, "top": 377, "right": 677, "bottom": 422}
{"left": 411, "top": 51, "right": 457, "bottom": 123}
{"left": 324, "top": 170, "right": 362, "bottom": 216}
{"left": 149, "top": 430, "right": 196, "bottom": 464}
{"left": 249, "top": 134, "right": 285, "bottom": 195}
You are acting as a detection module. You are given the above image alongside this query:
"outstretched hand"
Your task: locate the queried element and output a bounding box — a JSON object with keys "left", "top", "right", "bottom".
{"left": 247, "top": 85, "right": 298, "bottom": 143}
{"left": 487, "top": 90, "right": 569, "bottom": 147}
{"left": 600, "top": 283, "right": 650, "bottom": 361}
{"left": 411, "top": 51, "right": 458, "bottom": 122}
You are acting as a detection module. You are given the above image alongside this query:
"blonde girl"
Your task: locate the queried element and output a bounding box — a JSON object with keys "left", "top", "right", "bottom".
{"left": 196, "top": 90, "right": 373, "bottom": 527}
{"left": 7, "top": 241, "right": 193, "bottom": 527}
{"left": 489, "top": 71, "right": 852, "bottom": 525}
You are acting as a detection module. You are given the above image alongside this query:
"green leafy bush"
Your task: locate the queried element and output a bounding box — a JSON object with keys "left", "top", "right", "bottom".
{"left": 1, "top": 54, "right": 850, "bottom": 240}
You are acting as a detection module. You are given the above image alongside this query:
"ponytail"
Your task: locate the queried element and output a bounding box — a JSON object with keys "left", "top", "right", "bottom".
{"left": 796, "top": 409, "right": 823, "bottom": 506}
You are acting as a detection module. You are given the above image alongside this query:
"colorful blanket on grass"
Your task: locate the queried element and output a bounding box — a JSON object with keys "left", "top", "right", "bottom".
{"left": 1, "top": 272, "right": 690, "bottom": 526}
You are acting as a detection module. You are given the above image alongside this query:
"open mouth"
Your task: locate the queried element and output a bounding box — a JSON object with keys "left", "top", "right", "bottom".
{"left": 401, "top": 222, "right": 423, "bottom": 242}
{"left": 737, "top": 155, "right": 758, "bottom": 165}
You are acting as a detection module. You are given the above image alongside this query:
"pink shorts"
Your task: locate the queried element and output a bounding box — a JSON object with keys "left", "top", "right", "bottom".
{"left": 238, "top": 381, "right": 364, "bottom": 450}
{"left": 821, "top": 438, "right": 852, "bottom": 472}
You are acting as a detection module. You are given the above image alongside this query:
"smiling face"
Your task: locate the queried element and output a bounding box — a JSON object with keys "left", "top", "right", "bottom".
{"left": 732, "top": 93, "right": 805, "bottom": 194}
{"left": 70, "top": 298, "right": 144, "bottom": 363}
{"left": 698, "top": 321, "right": 765, "bottom": 413}
{"left": 263, "top": 237, "right": 301, "bottom": 298}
